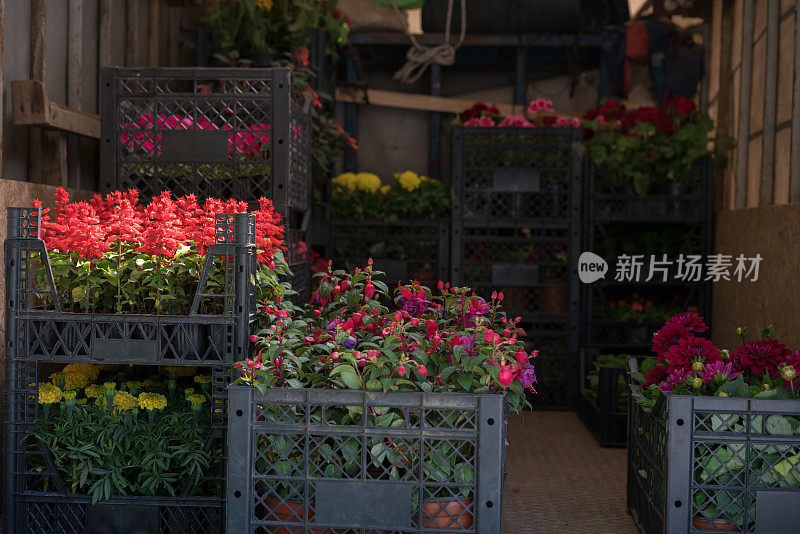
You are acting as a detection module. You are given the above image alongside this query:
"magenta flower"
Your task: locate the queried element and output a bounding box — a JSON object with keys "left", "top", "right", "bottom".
{"left": 463, "top": 116, "right": 496, "bottom": 127}
{"left": 666, "top": 312, "right": 708, "bottom": 333}
{"left": 665, "top": 336, "right": 720, "bottom": 371}
{"left": 499, "top": 114, "right": 533, "bottom": 127}
{"left": 699, "top": 360, "right": 741, "bottom": 383}
{"left": 652, "top": 322, "right": 691, "bottom": 360}
{"left": 465, "top": 297, "right": 491, "bottom": 319}
{"left": 658, "top": 368, "right": 691, "bottom": 392}
{"left": 397, "top": 286, "right": 430, "bottom": 317}
{"left": 517, "top": 363, "right": 536, "bottom": 388}
{"left": 732, "top": 338, "right": 791, "bottom": 377}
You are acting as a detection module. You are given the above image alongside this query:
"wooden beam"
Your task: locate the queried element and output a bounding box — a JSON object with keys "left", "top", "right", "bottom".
{"left": 41, "top": 130, "right": 68, "bottom": 187}
{"left": 760, "top": 0, "right": 779, "bottom": 205}
{"left": 791, "top": 0, "right": 800, "bottom": 202}
{"left": 735, "top": 0, "right": 755, "bottom": 209}
{"left": 148, "top": 0, "right": 159, "bottom": 66}
{"left": 99, "top": 0, "right": 112, "bottom": 68}
{"left": 13, "top": 80, "right": 101, "bottom": 139}
{"left": 29, "top": 0, "right": 46, "bottom": 184}
{"left": 126, "top": 0, "right": 139, "bottom": 67}
{"left": 335, "top": 87, "right": 570, "bottom": 117}
{"left": 68, "top": 0, "right": 84, "bottom": 188}
{"left": 716, "top": 0, "right": 735, "bottom": 210}
{"left": 0, "top": 0, "right": 5, "bottom": 177}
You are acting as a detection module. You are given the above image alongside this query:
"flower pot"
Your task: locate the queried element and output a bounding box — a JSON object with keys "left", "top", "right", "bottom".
{"left": 263, "top": 497, "right": 342, "bottom": 534}
{"left": 418, "top": 498, "right": 474, "bottom": 530}
{"left": 538, "top": 278, "right": 567, "bottom": 313}
{"left": 692, "top": 516, "right": 740, "bottom": 532}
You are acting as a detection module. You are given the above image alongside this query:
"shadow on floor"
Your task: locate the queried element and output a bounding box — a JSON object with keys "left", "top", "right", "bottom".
{"left": 502, "top": 411, "right": 640, "bottom": 534}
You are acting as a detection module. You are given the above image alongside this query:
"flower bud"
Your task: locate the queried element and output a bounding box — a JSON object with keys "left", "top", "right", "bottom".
{"left": 249, "top": 334, "right": 260, "bottom": 343}
{"left": 691, "top": 377, "right": 703, "bottom": 389}
{"left": 357, "top": 358, "right": 367, "bottom": 367}
{"left": 720, "top": 349, "right": 730, "bottom": 359}
{"left": 781, "top": 365, "right": 797, "bottom": 382}
{"left": 431, "top": 335, "right": 441, "bottom": 346}
{"left": 718, "top": 391, "right": 729, "bottom": 397}
{"left": 762, "top": 383, "right": 771, "bottom": 391}
{"left": 417, "top": 365, "right": 427, "bottom": 376}
{"left": 313, "top": 309, "right": 321, "bottom": 318}
{"left": 502, "top": 329, "right": 511, "bottom": 337}
{"left": 397, "top": 366, "right": 406, "bottom": 377}
{"left": 691, "top": 361, "right": 704, "bottom": 372}
{"left": 331, "top": 351, "right": 339, "bottom": 360}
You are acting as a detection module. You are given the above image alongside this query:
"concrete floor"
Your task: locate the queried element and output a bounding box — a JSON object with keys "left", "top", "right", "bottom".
{"left": 502, "top": 411, "right": 640, "bottom": 534}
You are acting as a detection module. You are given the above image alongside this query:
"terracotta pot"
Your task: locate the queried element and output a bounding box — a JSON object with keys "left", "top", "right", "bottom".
{"left": 538, "top": 278, "right": 567, "bottom": 313}
{"left": 692, "top": 516, "right": 740, "bottom": 532}
{"left": 262, "top": 497, "right": 340, "bottom": 534}
{"left": 418, "top": 498, "right": 474, "bottom": 530}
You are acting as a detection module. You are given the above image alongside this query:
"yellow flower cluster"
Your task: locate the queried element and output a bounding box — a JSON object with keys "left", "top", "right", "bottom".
{"left": 394, "top": 170, "right": 429, "bottom": 192}
{"left": 194, "top": 375, "right": 212, "bottom": 385}
{"left": 113, "top": 391, "right": 139, "bottom": 412}
{"left": 187, "top": 394, "right": 206, "bottom": 406}
{"left": 62, "top": 390, "right": 77, "bottom": 401}
{"left": 85, "top": 384, "right": 105, "bottom": 399}
{"left": 62, "top": 363, "right": 100, "bottom": 381}
{"left": 122, "top": 380, "right": 143, "bottom": 392}
{"left": 102, "top": 382, "right": 117, "bottom": 394}
{"left": 332, "top": 172, "right": 383, "bottom": 193}
{"left": 63, "top": 372, "right": 90, "bottom": 390}
{"left": 38, "top": 383, "right": 63, "bottom": 405}
{"left": 254, "top": 0, "right": 273, "bottom": 10}
{"left": 142, "top": 378, "right": 160, "bottom": 390}
{"left": 138, "top": 392, "right": 168, "bottom": 412}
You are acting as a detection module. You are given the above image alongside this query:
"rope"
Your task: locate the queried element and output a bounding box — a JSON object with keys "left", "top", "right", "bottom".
{"left": 387, "top": 0, "right": 467, "bottom": 84}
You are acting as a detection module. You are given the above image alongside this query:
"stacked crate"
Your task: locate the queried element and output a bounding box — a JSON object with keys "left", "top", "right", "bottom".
{"left": 100, "top": 66, "right": 312, "bottom": 302}
{"left": 578, "top": 159, "right": 713, "bottom": 445}
{"left": 450, "top": 126, "right": 583, "bottom": 409}
{"left": 3, "top": 209, "right": 258, "bottom": 533}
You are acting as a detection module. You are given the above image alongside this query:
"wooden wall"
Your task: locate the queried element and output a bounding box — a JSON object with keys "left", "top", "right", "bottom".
{"left": 0, "top": 0, "right": 202, "bottom": 191}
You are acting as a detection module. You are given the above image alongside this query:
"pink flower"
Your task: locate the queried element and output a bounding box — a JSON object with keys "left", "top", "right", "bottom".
{"left": 658, "top": 368, "right": 691, "bottom": 391}
{"left": 498, "top": 365, "right": 513, "bottom": 387}
{"left": 499, "top": 114, "right": 533, "bottom": 127}
{"left": 700, "top": 360, "right": 741, "bottom": 383}
{"left": 527, "top": 98, "right": 554, "bottom": 114}
{"left": 463, "top": 116, "right": 496, "bottom": 127}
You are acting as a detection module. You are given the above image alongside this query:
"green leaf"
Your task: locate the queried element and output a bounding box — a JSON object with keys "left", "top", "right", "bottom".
{"left": 340, "top": 371, "right": 362, "bottom": 390}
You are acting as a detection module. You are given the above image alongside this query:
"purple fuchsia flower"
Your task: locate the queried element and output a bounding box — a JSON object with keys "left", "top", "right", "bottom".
{"left": 397, "top": 286, "right": 430, "bottom": 317}
{"left": 517, "top": 363, "right": 537, "bottom": 389}
{"left": 732, "top": 338, "right": 791, "bottom": 377}
{"left": 465, "top": 297, "right": 491, "bottom": 319}
{"left": 341, "top": 336, "right": 357, "bottom": 350}
{"left": 666, "top": 312, "right": 708, "bottom": 333}
{"left": 652, "top": 322, "right": 691, "bottom": 360}
{"left": 699, "top": 360, "right": 741, "bottom": 383}
{"left": 658, "top": 367, "right": 692, "bottom": 392}
{"left": 449, "top": 335, "right": 476, "bottom": 361}
{"left": 664, "top": 336, "right": 720, "bottom": 371}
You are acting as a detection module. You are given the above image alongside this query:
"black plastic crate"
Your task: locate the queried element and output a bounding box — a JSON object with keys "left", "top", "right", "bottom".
{"left": 627, "top": 392, "right": 800, "bottom": 534}
{"left": 100, "top": 67, "right": 311, "bottom": 217}
{"left": 4, "top": 360, "right": 229, "bottom": 534}
{"left": 576, "top": 348, "right": 638, "bottom": 447}
{"left": 284, "top": 226, "right": 311, "bottom": 305}
{"left": 330, "top": 218, "right": 449, "bottom": 288}
{"left": 226, "top": 386, "right": 506, "bottom": 533}
{"left": 518, "top": 318, "right": 576, "bottom": 410}
{"left": 4, "top": 208, "right": 257, "bottom": 365}
{"left": 451, "top": 126, "right": 582, "bottom": 227}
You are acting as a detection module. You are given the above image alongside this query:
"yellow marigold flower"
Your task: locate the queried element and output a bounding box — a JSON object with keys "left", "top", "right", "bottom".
{"left": 103, "top": 382, "right": 116, "bottom": 391}
{"left": 62, "top": 390, "right": 77, "bottom": 401}
{"left": 380, "top": 185, "right": 391, "bottom": 194}
{"left": 355, "top": 172, "right": 382, "bottom": 193}
{"left": 193, "top": 375, "right": 212, "bottom": 385}
{"left": 254, "top": 0, "right": 273, "bottom": 9}
{"left": 85, "top": 384, "right": 104, "bottom": 399}
{"left": 142, "top": 379, "right": 159, "bottom": 390}
{"left": 332, "top": 172, "right": 358, "bottom": 192}
{"left": 420, "top": 174, "right": 430, "bottom": 182}
{"left": 122, "top": 380, "right": 143, "bottom": 392}
{"left": 62, "top": 363, "right": 100, "bottom": 381}
{"left": 138, "top": 392, "right": 168, "bottom": 412}
{"left": 62, "top": 372, "right": 89, "bottom": 391}
{"left": 77, "top": 398, "right": 87, "bottom": 405}
{"left": 113, "top": 391, "right": 139, "bottom": 412}
{"left": 395, "top": 170, "right": 422, "bottom": 191}
{"left": 187, "top": 394, "right": 206, "bottom": 406}
{"left": 38, "top": 383, "right": 63, "bottom": 405}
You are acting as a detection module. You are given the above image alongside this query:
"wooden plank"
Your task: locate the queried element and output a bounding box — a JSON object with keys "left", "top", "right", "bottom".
{"left": 12, "top": 80, "right": 101, "bottom": 139}
{"left": 335, "top": 87, "right": 557, "bottom": 117}
{"left": 0, "top": 0, "right": 4, "bottom": 177}
{"left": 791, "top": 0, "right": 800, "bottom": 201}
{"left": 29, "top": 0, "right": 46, "bottom": 184}
{"left": 99, "top": 0, "right": 112, "bottom": 67}
{"left": 760, "top": 0, "right": 780, "bottom": 205}
{"left": 717, "top": 0, "right": 736, "bottom": 210}
{"left": 68, "top": 0, "right": 84, "bottom": 188}
{"left": 148, "top": 0, "right": 159, "bottom": 66}
{"left": 126, "top": 0, "right": 139, "bottom": 67}
{"left": 41, "top": 130, "right": 68, "bottom": 187}
{"left": 735, "top": 0, "right": 755, "bottom": 208}
{"left": 167, "top": 5, "right": 178, "bottom": 66}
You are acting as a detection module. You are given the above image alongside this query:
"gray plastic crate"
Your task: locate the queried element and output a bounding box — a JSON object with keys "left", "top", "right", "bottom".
{"left": 226, "top": 386, "right": 507, "bottom": 533}
{"left": 100, "top": 67, "right": 311, "bottom": 218}
{"left": 628, "top": 392, "right": 800, "bottom": 534}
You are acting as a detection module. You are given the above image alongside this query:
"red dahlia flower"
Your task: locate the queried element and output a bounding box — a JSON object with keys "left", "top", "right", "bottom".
{"left": 732, "top": 338, "right": 791, "bottom": 377}
{"left": 665, "top": 312, "right": 708, "bottom": 333}
{"left": 664, "top": 336, "right": 720, "bottom": 371}
{"left": 652, "top": 322, "right": 691, "bottom": 360}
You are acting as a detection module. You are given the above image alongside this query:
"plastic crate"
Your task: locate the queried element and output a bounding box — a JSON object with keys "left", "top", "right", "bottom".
{"left": 100, "top": 67, "right": 311, "bottom": 217}
{"left": 284, "top": 226, "right": 311, "bottom": 305}
{"left": 4, "top": 360, "right": 229, "bottom": 534}
{"left": 451, "top": 126, "right": 582, "bottom": 227}
{"left": 576, "top": 348, "right": 637, "bottom": 447}
{"left": 4, "top": 208, "right": 258, "bottom": 365}
{"left": 627, "top": 392, "right": 800, "bottom": 534}
{"left": 330, "top": 218, "right": 450, "bottom": 288}
{"left": 226, "top": 386, "right": 506, "bottom": 533}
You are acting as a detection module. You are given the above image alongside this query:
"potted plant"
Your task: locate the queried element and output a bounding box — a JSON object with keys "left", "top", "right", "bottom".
{"left": 229, "top": 260, "right": 537, "bottom": 531}
{"left": 629, "top": 315, "right": 800, "bottom": 533}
